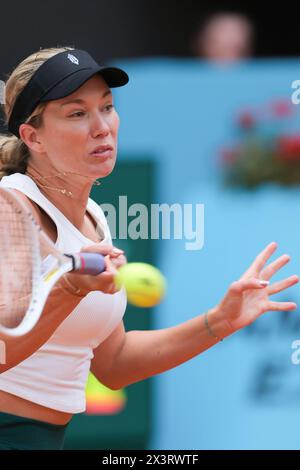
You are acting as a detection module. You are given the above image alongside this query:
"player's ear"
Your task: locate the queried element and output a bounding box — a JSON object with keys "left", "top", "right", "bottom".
{"left": 19, "top": 123, "right": 45, "bottom": 154}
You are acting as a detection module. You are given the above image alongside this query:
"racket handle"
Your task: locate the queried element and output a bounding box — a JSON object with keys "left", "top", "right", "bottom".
{"left": 70, "top": 253, "right": 106, "bottom": 275}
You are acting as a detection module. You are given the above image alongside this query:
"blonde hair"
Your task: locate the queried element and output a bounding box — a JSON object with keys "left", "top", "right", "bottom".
{"left": 0, "top": 46, "right": 74, "bottom": 178}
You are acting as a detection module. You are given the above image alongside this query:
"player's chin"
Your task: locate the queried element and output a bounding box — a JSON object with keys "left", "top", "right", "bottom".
{"left": 86, "top": 157, "right": 117, "bottom": 178}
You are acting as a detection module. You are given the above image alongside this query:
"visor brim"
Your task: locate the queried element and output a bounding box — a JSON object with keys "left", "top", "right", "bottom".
{"left": 40, "top": 66, "right": 129, "bottom": 102}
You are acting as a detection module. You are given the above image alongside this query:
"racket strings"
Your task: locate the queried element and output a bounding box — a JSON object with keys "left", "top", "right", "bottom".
{"left": 0, "top": 200, "right": 38, "bottom": 328}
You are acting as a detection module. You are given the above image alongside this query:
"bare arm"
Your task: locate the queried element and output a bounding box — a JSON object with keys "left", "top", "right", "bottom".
{"left": 91, "top": 310, "right": 228, "bottom": 391}
{"left": 91, "top": 242, "right": 299, "bottom": 390}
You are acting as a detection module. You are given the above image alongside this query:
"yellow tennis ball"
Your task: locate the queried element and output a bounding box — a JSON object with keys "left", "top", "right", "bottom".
{"left": 115, "top": 262, "right": 166, "bottom": 308}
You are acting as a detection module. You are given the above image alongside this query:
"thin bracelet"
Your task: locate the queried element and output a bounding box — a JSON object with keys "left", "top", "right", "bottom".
{"left": 204, "top": 312, "right": 223, "bottom": 342}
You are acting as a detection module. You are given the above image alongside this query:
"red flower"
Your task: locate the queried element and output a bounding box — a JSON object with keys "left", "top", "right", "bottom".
{"left": 271, "top": 100, "right": 294, "bottom": 118}
{"left": 277, "top": 135, "right": 300, "bottom": 162}
{"left": 237, "top": 111, "right": 256, "bottom": 130}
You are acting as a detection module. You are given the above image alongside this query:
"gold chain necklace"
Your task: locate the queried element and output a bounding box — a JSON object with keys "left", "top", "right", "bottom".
{"left": 28, "top": 171, "right": 101, "bottom": 198}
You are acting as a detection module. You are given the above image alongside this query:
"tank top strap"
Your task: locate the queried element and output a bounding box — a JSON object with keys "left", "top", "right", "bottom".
{"left": 0, "top": 173, "right": 111, "bottom": 250}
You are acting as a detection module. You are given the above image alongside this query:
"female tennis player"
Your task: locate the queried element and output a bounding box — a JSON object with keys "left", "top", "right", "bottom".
{"left": 0, "top": 46, "right": 298, "bottom": 450}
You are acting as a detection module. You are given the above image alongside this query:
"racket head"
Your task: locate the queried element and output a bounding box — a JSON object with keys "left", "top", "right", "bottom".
{"left": 0, "top": 188, "right": 73, "bottom": 337}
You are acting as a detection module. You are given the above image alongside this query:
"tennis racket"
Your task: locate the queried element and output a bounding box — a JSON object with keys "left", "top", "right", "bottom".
{"left": 0, "top": 187, "right": 106, "bottom": 337}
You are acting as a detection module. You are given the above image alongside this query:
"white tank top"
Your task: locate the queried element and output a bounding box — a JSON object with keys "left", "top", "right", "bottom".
{"left": 0, "top": 173, "right": 127, "bottom": 413}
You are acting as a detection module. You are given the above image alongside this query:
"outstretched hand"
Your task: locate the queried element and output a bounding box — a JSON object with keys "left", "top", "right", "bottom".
{"left": 213, "top": 242, "right": 299, "bottom": 334}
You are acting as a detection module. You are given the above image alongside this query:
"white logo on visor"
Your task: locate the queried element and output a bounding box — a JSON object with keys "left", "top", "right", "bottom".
{"left": 67, "top": 53, "right": 79, "bottom": 65}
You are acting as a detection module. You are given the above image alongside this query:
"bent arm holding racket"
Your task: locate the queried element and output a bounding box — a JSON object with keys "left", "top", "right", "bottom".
{"left": 0, "top": 188, "right": 126, "bottom": 372}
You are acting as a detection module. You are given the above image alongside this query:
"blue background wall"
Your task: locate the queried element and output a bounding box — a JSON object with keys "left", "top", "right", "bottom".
{"left": 111, "top": 59, "right": 300, "bottom": 449}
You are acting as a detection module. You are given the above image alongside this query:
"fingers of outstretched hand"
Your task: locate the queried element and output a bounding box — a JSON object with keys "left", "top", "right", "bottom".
{"left": 242, "top": 242, "right": 278, "bottom": 278}
{"left": 260, "top": 254, "right": 291, "bottom": 281}
{"left": 266, "top": 301, "right": 297, "bottom": 312}
{"left": 229, "top": 278, "right": 269, "bottom": 295}
{"left": 267, "top": 275, "right": 299, "bottom": 295}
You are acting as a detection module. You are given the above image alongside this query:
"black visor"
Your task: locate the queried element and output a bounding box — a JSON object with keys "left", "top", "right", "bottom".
{"left": 8, "top": 49, "right": 129, "bottom": 137}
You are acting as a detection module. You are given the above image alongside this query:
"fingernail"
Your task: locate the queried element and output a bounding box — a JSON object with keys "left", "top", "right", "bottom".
{"left": 259, "top": 280, "right": 269, "bottom": 286}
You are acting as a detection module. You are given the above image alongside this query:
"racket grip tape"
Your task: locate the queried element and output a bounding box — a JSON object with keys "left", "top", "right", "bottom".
{"left": 69, "top": 253, "right": 106, "bottom": 275}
